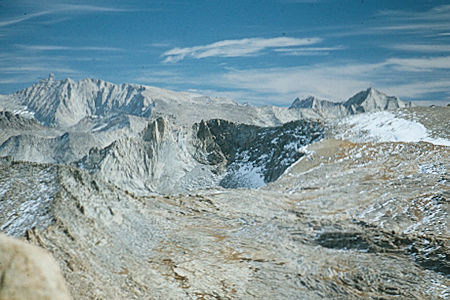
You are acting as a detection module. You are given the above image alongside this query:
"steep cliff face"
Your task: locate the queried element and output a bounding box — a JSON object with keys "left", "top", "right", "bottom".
{"left": 192, "top": 119, "right": 324, "bottom": 188}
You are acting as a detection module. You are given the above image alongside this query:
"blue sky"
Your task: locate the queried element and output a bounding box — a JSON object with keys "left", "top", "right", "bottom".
{"left": 1, "top": 0, "right": 449, "bottom": 105}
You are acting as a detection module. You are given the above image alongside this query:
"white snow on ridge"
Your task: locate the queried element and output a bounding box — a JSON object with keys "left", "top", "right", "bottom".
{"left": 340, "top": 111, "right": 450, "bottom": 146}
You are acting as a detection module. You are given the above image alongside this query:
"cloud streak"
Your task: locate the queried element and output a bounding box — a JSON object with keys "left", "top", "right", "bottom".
{"left": 388, "top": 44, "right": 450, "bottom": 53}
{"left": 16, "top": 45, "right": 123, "bottom": 52}
{"left": 274, "top": 46, "right": 344, "bottom": 56}
{"left": 0, "top": 66, "right": 77, "bottom": 73}
{"left": 384, "top": 56, "right": 450, "bottom": 71}
{"left": 378, "top": 4, "right": 450, "bottom": 22}
{"left": 205, "top": 55, "right": 450, "bottom": 104}
{"left": 162, "top": 37, "right": 322, "bottom": 63}
{"left": 0, "top": 11, "right": 54, "bottom": 27}
{"left": 0, "top": 4, "right": 130, "bottom": 28}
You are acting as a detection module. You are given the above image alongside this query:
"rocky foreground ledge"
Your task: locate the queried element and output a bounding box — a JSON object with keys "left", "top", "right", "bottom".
{"left": 0, "top": 233, "right": 71, "bottom": 300}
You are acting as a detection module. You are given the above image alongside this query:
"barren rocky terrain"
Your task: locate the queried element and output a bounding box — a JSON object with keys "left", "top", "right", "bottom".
{"left": 0, "top": 78, "right": 448, "bottom": 299}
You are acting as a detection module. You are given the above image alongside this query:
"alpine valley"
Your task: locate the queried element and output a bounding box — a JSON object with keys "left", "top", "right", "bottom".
{"left": 0, "top": 75, "right": 448, "bottom": 299}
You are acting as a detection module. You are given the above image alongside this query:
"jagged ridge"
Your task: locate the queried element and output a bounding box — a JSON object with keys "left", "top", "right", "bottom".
{"left": 289, "top": 88, "right": 414, "bottom": 117}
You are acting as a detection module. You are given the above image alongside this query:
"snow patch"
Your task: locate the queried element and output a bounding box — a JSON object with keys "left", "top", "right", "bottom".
{"left": 339, "top": 111, "right": 450, "bottom": 146}
{"left": 226, "top": 163, "right": 266, "bottom": 188}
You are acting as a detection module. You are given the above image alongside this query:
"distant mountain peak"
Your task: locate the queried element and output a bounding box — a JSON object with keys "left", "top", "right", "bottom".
{"left": 343, "top": 87, "right": 413, "bottom": 113}
{"left": 288, "top": 87, "right": 412, "bottom": 116}
{"left": 289, "top": 95, "right": 337, "bottom": 109}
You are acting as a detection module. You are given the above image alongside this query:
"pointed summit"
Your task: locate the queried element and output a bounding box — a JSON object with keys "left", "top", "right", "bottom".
{"left": 289, "top": 96, "right": 338, "bottom": 110}
{"left": 45, "top": 73, "right": 56, "bottom": 83}
{"left": 344, "top": 88, "right": 413, "bottom": 113}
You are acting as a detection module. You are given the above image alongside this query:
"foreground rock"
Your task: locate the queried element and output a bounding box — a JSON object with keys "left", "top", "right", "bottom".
{"left": 0, "top": 233, "right": 71, "bottom": 300}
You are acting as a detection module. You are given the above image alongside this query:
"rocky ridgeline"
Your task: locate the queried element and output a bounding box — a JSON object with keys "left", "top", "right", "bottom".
{"left": 76, "top": 117, "right": 323, "bottom": 194}
{"left": 289, "top": 87, "right": 413, "bottom": 118}
{"left": 0, "top": 77, "right": 412, "bottom": 191}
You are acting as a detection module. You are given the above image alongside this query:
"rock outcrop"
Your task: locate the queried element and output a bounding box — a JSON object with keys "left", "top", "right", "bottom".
{"left": 0, "top": 233, "right": 71, "bottom": 300}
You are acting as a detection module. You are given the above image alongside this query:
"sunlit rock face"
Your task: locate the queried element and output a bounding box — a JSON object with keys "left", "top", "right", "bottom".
{"left": 0, "top": 232, "right": 72, "bottom": 300}
{"left": 0, "top": 77, "right": 448, "bottom": 299}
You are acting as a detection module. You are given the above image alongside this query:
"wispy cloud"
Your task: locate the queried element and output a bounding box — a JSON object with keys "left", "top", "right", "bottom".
{"left": 150, "top": 42, "right": 171, "bottom": 48}
{"left": 0, "top": 10, "right": 54, "bottom": 27}
{"left": 162, "top": 37, "right": 321, "bottom": 63}
{"left": 203, "top": 55, "right": 450, "bottom": 104}
{"left": 55, "top": 4, "right": 130, "bottom": 13}
{"left": 217, "top": 65, "right": 374, "bottom": 103}
{"left": 16, "top": 45, "right": 123, "bottom": 52}
{"left": 280, "top": 0, "right": 322, "bottom": 3}
{"left": 0, "top": 66, "right": 77, "bottom": 73}
{"left": 378, "top": 4, "right": 450, "bottom": 21}
{"left": 388, "top": 44, "right": 450, "bottom": 53}
{"left": 378, "top": 23, "right": 450, "bottom": 32}
{"left": 274, "top": 46, "right": 344, "bottom": 56}
{"left": 0, "top": 4, "right": 130, "bottom": 28}
{"left": 330, "top": 4, "right": 450, "bottom": 37}
{"left": 384, "top": 56, "right": 450, "bottom": 71}
{"left": 382, "top": 80, "right": 450, "bottom": 99}
{"left": 374, "top": 4, "right": 450, "bottom": 34}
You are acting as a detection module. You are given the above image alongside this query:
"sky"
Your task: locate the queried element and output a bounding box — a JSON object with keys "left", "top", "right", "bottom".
{"left": 0, "top": 0, "right": 449, "bottom": 106}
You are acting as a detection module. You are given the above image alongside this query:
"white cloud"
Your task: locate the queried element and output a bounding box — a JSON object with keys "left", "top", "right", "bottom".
{"left": 379, "top": 23, "right": 450, "bottom": 32}
{"left": 0, "top": 66, "right": 77, "bottom": 73}
{"left": 150, "top": 43, "right": 171, "bottom": 48}
{"left": 389, "top": 44, "right": 450, "bottom": 52}
{"left": 0, "top": 11, "right": 54, "bottom": 28}
{"left": 0, "top": 4, "right": 130, "bottom": 28}
{"left": 384, "top": 56, "right": 450, "bottom": 71}
{"left": 382, "top": 81, "right": 450, "bottom": 99}
{"left": 162, "top": 37, "right": 322, "bottom": 63}
{"left": 274, "top": 46, "right": 344, "bottom": 56}
{"left": 378, "top": 4, "right": 450, "bottom": 21}
{"left": 217, "top": 65, "right": 373, "bottom": 103}
{"left": 55, "top": 4, "right": 130, "bottom": 13}
{"left": 201, "top": 56, "right": 450, "bottom": 104}
{"left": 374, "top": 4, "right": 450, "bottom": 34}
{"left": 16, "top": 45, "right": 123, "bottom": 52}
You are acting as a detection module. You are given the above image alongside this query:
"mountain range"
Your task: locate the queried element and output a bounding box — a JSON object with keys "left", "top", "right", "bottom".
{"left": 0, "top": 76, "right": 411, "bottom": 194}
{"left": 2, "top": 74, "right": 412, "bottom": 128}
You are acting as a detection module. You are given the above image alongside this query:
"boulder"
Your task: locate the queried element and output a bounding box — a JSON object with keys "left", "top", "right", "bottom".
{"left": 0, "top": 233, "right": 71, "bottom": 300}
